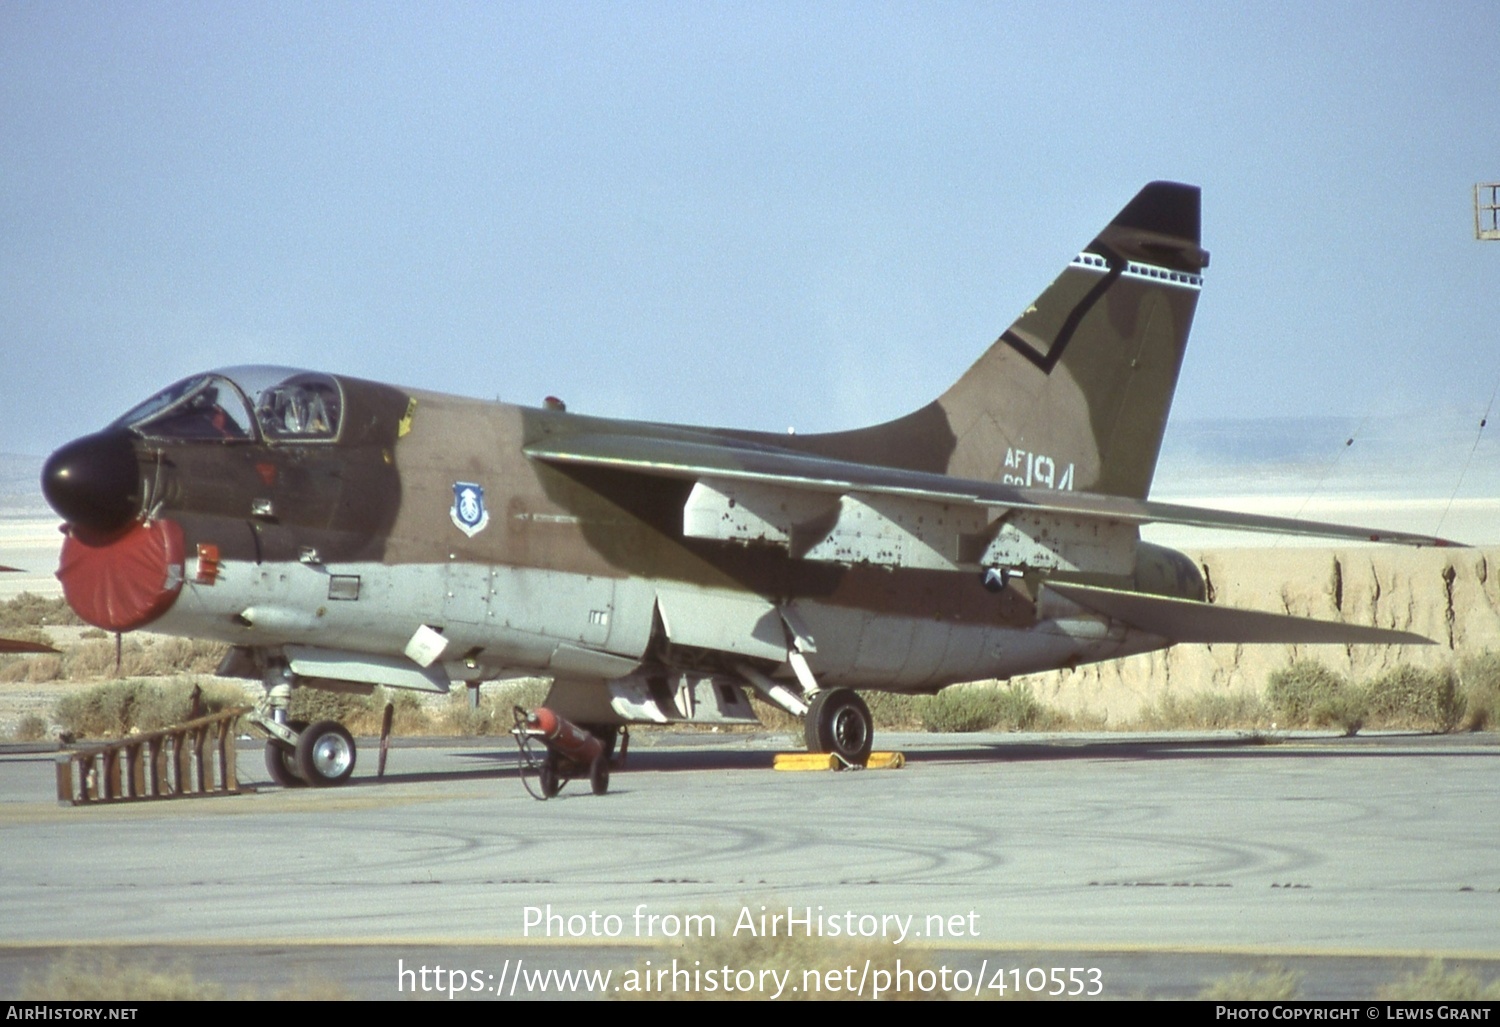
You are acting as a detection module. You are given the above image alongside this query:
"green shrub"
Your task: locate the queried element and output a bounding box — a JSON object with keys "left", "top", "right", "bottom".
{"left": 1266, "top": 661, "right": 1366, "bottom": 735}
{"left": 923, "top": 683, "right": 1043, "bottom": 733}
{"left": 1365, "top": 665, "right": 1465, "bottom": 732}
{"left": 862, "top": 690, "right": 926, "bottom": 730}
{"left": 1458, "top": 651, "right": 1500, "bottom": 731}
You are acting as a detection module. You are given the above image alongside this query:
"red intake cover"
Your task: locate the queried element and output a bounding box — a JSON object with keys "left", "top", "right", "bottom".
{"left": 57, "top": 518, "right": 185, "bottom": 632}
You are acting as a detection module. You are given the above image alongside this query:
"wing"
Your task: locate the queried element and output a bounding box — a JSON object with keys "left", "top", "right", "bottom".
{"left": 525, "top": 431, "right": 1462, "bottom": 577}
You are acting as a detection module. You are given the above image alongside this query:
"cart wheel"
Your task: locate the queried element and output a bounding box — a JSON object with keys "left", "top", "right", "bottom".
{"left": 539, "top": 756, "right": 561, "bottom": 798}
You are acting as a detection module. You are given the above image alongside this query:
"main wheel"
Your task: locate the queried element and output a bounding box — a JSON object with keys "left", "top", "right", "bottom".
{"left": 295, "top": 720, "right": 357, "bottom": 787}
{"left": 804, "top": 689, "right": 874, "bottom": 765}
{"left": 589, "top": 753, "right": 610, "bottom": 796}
{"left": 264, "top": 719, "right": 309, "bottom": 787}
{"left": 538, "top": 756, "right": 561, "bottom": 799}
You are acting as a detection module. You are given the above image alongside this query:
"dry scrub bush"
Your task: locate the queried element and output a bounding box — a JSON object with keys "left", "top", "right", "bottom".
{"left": 1364, "top": 665, "right": 1465, "bottom": 732}
{"left": 21, "top": 950, "right": 350, "bottom": 1001}
{"left": 281, "top": 679, "right": 557, "bottom": 737}
{"left": 44, "top": 636, "right": 230, "bottom": 681}
{"left": 1265, "top": 660, "right": 1366, "bottom": 735}
{"left": 0, "top": 627, "right": 60, "bottom": 681}
{"left": 53, "top": 678, "right": 248, "bottom": 738}
{"left": 286, "top": 685, "right": 428, "bottom": 734}
{"left": 1458, "top": 651, "right": 1500, "bottom": 730}
{"left": 439, "top": 679, "right": 550, "bottom": 735}
{"left": 12, "top": 713, "right": 49, "bottom": 741}
{"left": 0, "top": 651, "right": 62, "bottom": 682}
{"left": 1377, "top": 959, "right": 1500, "bottom": 1000}
{"left": 862, "top": 690, "right": 926, "bottom": 730}
{"left": 21, "top": 951, "right": 222, "bottom": 1001}
{"left": 1198, "top": 965, "right": 1301, "bottom": 1001}
{"left": 0, "top": 592, "right": 80, "bottom": 630}
{"left": 923, "top": 683, "right": 1045, "bottom": 732}
{"left": 1135, "top": 690, "right": 1271, "bottom": 731}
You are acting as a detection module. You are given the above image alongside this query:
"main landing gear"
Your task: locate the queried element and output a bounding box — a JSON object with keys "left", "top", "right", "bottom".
{"left": 263, "top": 719, "right": 359, "bottom": 788}
{"left": 803, "top": 688, "right": 874, "bottom": 765}
{"left": 739, "top": 664, "right": 877, "bottom": 766}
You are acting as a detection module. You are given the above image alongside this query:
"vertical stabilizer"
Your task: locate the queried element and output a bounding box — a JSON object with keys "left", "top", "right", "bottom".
{"left": 800, "top": 182, "right": 1207, "bottom": 500}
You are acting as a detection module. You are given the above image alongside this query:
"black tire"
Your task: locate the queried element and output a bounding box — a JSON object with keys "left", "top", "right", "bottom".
{"left": 295, "top": 720, "right": 357, "bottom": 787}
{"left": 264, "top": 719, "right": 308, "bottom": 787}
{"left": 804, "top": 689, "right": 874, "bottom": 765}
{"left": 589, "top": 753, "right": 610, "bottom": 796}
{"left": 538, "top": 756, "right": 561, "bottom": 799}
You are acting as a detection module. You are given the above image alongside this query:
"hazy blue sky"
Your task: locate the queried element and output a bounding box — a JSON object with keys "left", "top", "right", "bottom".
{"left": 3, "top": 2, "right": 1497, "bottom": 460}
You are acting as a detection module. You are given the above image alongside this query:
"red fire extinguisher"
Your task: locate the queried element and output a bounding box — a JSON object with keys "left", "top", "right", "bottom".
{"left": 517, "top": 707, "right": 610, "bottom": 798}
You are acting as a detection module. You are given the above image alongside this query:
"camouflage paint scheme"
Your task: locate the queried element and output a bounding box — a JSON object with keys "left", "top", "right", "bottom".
{"left": 42, "top": 182, "right": 1456, "bottom": 776}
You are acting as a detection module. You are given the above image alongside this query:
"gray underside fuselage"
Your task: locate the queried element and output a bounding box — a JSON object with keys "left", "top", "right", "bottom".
{"left": 155, "top": 552, "right": 1168, "bottom": 724}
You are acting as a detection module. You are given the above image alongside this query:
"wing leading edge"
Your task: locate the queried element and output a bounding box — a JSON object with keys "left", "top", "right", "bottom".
{"left": 525, "top": 431, "right": 1463, "bottom": 578}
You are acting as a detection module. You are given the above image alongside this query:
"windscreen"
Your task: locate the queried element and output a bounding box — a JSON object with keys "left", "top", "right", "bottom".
{"left": 111, "top": 367, "right": 344, "bottom": 443}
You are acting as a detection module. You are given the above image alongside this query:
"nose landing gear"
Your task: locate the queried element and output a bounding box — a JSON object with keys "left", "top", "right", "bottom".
{"left": 260, "top": 718, "right": 358, "bottom": 787}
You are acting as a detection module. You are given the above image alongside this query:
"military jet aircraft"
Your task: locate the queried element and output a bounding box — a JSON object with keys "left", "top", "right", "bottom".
{"left": 40, "top": 181, "right": 1455, "bottom": 786}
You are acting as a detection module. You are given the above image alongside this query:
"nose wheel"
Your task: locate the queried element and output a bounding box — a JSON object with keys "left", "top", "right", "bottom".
{"left": 296, "top": 720, "right": 357, "bottom": 786}
{"left": 804, "top": 688, "right": 874, "bottom": 765}
{"left": 262, "top": 719, "right": 358, "bottom": 787}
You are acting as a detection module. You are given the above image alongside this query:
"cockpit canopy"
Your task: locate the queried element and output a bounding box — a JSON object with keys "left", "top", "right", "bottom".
{"left": 110, "top": 367, "right": 344, "bottom": 443}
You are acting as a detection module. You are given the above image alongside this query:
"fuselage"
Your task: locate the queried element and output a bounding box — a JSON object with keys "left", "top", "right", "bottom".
{"left": 43, "top": 366, "right": 1193, "bottom": 697}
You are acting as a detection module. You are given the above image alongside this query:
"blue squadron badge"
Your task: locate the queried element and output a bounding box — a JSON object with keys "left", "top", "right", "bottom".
{"left": 450, "top": 482, "right": 490, "bottom": 537}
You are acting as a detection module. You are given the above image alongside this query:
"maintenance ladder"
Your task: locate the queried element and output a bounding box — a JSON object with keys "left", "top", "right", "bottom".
{"left": 56, "top": 706, "right": 254, "bottom": 806}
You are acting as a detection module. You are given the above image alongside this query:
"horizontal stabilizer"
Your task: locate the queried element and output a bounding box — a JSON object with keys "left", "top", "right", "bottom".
{"left": 1046, "top": 581, "right": 1434, "bottom": 646}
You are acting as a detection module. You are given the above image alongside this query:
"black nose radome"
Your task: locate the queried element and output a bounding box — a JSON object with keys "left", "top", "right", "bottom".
{"left": 42, "top": 429, "right": 142, "bottom": 533}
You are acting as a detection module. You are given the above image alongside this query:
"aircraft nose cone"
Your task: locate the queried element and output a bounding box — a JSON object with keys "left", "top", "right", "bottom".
{"left": 41, "top": 429, "right": 142, "bottom": 533}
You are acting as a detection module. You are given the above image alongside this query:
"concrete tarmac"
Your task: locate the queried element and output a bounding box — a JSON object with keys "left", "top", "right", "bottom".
{"left": 2, "top": 729, "right": 1498, "bottom": 999}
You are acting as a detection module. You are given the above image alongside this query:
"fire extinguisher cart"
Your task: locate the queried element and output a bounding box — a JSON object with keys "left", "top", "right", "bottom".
{"left": 512, "top": 706, "right": 610, "bottom": 799}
